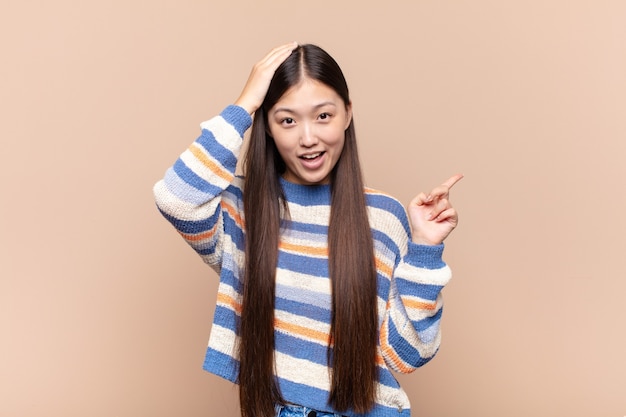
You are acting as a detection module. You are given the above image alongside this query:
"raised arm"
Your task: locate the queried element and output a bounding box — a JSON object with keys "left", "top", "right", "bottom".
{"left": 153, "top": 43, "right": 298, "bottom": 269}
{"left": 380, "top": 175, "right": 462, "bottom": 372}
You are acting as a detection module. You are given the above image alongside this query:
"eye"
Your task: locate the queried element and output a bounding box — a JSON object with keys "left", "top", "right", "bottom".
{"left": 280, "top": 117, "right": 295, "bottom": 126}
{"left": 318, "top": 112, "right": 331, "bottom": 121}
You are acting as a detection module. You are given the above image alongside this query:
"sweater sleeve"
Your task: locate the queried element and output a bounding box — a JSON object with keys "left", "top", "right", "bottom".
{"left": 379, "top": 211, "right": 452, "bottom": 374}
{"left": 153, "top": 105, "right": 252, "bottom": 271}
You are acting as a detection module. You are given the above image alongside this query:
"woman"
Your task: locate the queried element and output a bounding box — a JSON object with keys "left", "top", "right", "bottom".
{"left": 154, "top": 42, "right": 462, "bottom": 417}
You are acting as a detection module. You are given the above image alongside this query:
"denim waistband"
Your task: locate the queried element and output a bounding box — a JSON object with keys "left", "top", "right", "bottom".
{"left": 275, "top": 404, "right": 346, "bottom": 417}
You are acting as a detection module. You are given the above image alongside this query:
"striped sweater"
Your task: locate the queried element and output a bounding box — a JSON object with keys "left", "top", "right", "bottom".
{"left": 153, "top": 105, "right": 452, "bottom": 416}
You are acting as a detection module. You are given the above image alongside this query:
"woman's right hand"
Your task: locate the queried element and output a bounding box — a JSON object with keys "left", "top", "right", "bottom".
{"left": 234, "top": 42, "right": 298, "bottom": 115}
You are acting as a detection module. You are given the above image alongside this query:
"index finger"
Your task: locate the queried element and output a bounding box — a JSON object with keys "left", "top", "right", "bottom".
{"left": 442, "top": 173, "right": 464, "bottom": 190}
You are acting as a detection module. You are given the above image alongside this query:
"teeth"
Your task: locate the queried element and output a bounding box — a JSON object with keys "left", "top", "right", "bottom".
{"left": 302, "top": 152, "right": 321, "bottom": 159}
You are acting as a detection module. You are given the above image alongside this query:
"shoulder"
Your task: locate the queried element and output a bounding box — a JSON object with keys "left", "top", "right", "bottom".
{"left": 365, "top": 187, "right": 406, "bottom": 217}
{"left": 364, "top": 187, "right": 411, "bottom": 236}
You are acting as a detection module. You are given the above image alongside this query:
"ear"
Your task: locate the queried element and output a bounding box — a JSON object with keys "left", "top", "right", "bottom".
{"left": 344, "top": 101, "right": 353, "bottom": 130}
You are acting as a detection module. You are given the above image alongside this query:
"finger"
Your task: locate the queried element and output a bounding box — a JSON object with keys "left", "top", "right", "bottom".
{"left": 412, "top": 192, "right": 431, "bottom": 206}
{"left": 433, "top": 207, "right": 458, "bottom": 224}
{"left": 426, "top": 184, "right": 451, "bottom": 200}
{"left": 426, "top": 174, "right": 464, "bottom": 200}
{"left": 441, "top": 173, "right": 464, "bottom": 190}
{"left": 427, "top": 198, "right": 450, "bottom": 220}
{"left": 260, "top": 42, "right": 298, "bottom": 68}
{"left": 236, "top": 43, "right": 298, "bottom": 114}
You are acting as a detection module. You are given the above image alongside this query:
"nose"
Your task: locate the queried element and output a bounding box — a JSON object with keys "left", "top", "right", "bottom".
{"left": 299, "top": 123, "right": 318, "bottom": 147}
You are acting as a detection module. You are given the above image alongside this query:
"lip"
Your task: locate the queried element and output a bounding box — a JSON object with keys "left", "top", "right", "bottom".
{"left": 298, "top": 151, "right": 326, "bottom": 170}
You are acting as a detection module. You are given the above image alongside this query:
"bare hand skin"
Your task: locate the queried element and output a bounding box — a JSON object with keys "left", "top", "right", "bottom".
{"left": 408, "top": 174, "right": 463, "bottom": 246}
{"left": 234, "top": 42, "right": 299, "bottom": 115}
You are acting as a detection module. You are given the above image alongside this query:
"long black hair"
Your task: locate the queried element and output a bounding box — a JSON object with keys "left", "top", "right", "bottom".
{"left": 239, "top": 44, "right": 378, "bottom": 417}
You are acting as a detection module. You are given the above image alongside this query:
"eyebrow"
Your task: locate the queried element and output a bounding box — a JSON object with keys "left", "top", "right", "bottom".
{"left": 272, "top": 101, "right": 337, "bottom": 115}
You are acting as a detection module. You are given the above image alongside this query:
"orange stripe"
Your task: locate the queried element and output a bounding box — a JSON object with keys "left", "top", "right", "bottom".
{"left": 279, "top": 241, "right": 328, "bottom": 257}
{"left": 379, "top": 305, "right": 413, "bottom": 373}
{"left": 364, "top": 187, "right": 392, "bottom": 198}
{"left": 220, "top": 293, "right": 385, "bottom": 366}
{"left": 375, "top": 257, "right": 393, "bottom": 277}
{"left": 279, "top": 244, "right": 393, "bottom": 278}
{"left": 189, "top": 143, "right": 234, "bottom": 183}
{"left": 403, "top": 298, "right": 436, "bottom": 311}
{"left": 180, "top": 220, "right": 219, "bottom": 242}
{"left": 223, "top": 200, "right": 244, "bottom": 228}
{"left": 274, "top": 318, "right": 330, "bottom": 344}
{"left": 217, "top": 292, "right": 242, "bottom": 314}
{"left": 279, "top": 240, "right": 393, "bottom": 277}
{"left": 216, "top": 295, "right": 329, "bottom": 345}
{"left": 376, "top": 352, "right": 385, "bottom": 367}
{"left": 217, "top": 294, "right": 329, "bottom": 343}
{"left": 178, "top": 201, "right": 242, "bottom": 242}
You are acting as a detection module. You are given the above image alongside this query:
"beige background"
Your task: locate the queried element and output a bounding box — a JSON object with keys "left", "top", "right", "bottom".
{"left": 2, "top": 1, "right": 625, "bottom": 416}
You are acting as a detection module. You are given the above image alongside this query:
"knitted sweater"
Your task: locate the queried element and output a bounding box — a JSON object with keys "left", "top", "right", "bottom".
{"left": 153, "top": 105, "right": 452, "bottom": 416}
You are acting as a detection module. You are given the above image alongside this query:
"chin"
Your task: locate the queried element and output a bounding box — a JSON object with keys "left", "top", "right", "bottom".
{"left": 305, "top": 174, "right": 331, "bottom": 185}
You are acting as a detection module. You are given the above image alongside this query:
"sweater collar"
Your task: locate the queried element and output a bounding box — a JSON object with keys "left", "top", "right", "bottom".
{"left": 279, "top": 177, "right": 331, "bottom": 206}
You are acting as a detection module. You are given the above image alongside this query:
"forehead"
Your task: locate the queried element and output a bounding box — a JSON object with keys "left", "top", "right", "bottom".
{"left": 272, "top": 79, "right": 345, "bottom": 112}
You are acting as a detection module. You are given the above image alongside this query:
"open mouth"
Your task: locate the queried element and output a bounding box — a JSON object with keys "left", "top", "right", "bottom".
{"left": 299, "top": 151, "right": 325, "bottom": 161}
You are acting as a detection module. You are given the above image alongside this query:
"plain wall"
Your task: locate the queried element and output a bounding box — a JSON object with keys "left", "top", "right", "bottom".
{"left": 2, "top": 1, "right": 625, "bottom": 416}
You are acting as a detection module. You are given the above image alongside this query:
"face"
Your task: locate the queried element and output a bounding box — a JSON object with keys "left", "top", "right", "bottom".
{"left": 267, "top": 78, "right": 352, "bottom": 186}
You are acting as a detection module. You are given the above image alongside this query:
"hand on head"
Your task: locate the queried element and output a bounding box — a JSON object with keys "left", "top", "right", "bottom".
{"left": 234, "top": 42, "right": 299, "bottom": 115}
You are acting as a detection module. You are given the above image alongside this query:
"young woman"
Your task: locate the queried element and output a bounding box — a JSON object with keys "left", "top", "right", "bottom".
{"left": 154, "top": 42, "right": 462, "bottom": 417}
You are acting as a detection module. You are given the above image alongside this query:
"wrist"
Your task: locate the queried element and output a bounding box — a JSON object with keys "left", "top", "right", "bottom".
{"left": 405, "top": 241, "right": 446, "bottom": 270}
{"left": 234, "top": 95, "right": 260, "bottom": 115}
{"left": 411, "top": 236, "right": 442, "bottom": 246}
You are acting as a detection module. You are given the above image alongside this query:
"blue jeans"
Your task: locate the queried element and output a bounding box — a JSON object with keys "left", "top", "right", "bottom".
{"left": 275, "top": 404, "right": 345, "bottom": 417}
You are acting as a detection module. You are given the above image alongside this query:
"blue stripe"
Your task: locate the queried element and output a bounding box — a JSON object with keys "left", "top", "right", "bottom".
{"left": 413, "top": 312, "right": 442, "bottom": 343}
{"left": 404, "top": 242, "right": 446, "bottom": 269}
{"left": 278, "top": 251, "right": 329, "bottom": 277}
{"left": 375, "top": 273, "right": 390, "bottom": 302}
{"left": 277, "top": 377, "right": 333, "bottom": 414}
{"left": 277, "top": 330, "right": 410, "bottom": 392}
{"left": 395, "top": 278, "right": 443, "bottom": 301}
{"left": 223, "top": 182, "right": 244, "bottom": 204}
{"left": 172, "top": 158, "right": 225, "bottom": 196}
{"left": 223, "top": 213, "right": 245, "bottom": 252}
{"left": 194, "top": 238, "right": 218, "bottom": 255}
{"left": 274, "top": 331, "right": 329, "bottom": 365}
{"left": 281, "top": 219, "right": 329, "bottom": 237}
{"left": 215, "top": 261, "right": 242, "bottom": 292}
{"left": 212, "top": 304, "right": 240, "bottom": 332}
{"left": 276, "top": 282, "right": 331, "bottom": 310}
{"left": 372, "top": 230, "right": 401, "bottom": 263}
{"left": 163, "top": 167, "right": 214, "bottom": 205}
{"left": 220, "top": 105, "right": 252, "bottom": 137}
{"left": 366, "top": 193, "right": 411, "bottom": 232}
{"left": 157, "top": 206, "right": 222, "bottom": 235}
{"left": 386, "top": 316, "right": 432, "bottom": 368}
{"left": 275, "top": 295, "right": 331, "bottom": 323}
{"left": 411, "top": 305, "right": 443, "bottom": 333}
{"left": 376, "top": 366, "right": 402, "bottom": 389}
{"left": 280, "top": 178, "right": 331, "bottom": 206}
{"left": 196, "top": 128, "right": 239, "bottom": 172}
{"left": 203, "top": 347, "right": 239, "bottom": 382}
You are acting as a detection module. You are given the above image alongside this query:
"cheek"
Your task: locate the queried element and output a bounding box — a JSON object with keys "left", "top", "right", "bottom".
{"left": 270, "top": 126, "right": 294, "bottom": 148}
{"left": 325, "top": 135, "right": 346, "bottom": 166}
{"left": 272, "top": 134, "right": 297, "bottom": 160}
{"left": 322, "top": 126, "right": 347, "bottom": 148}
